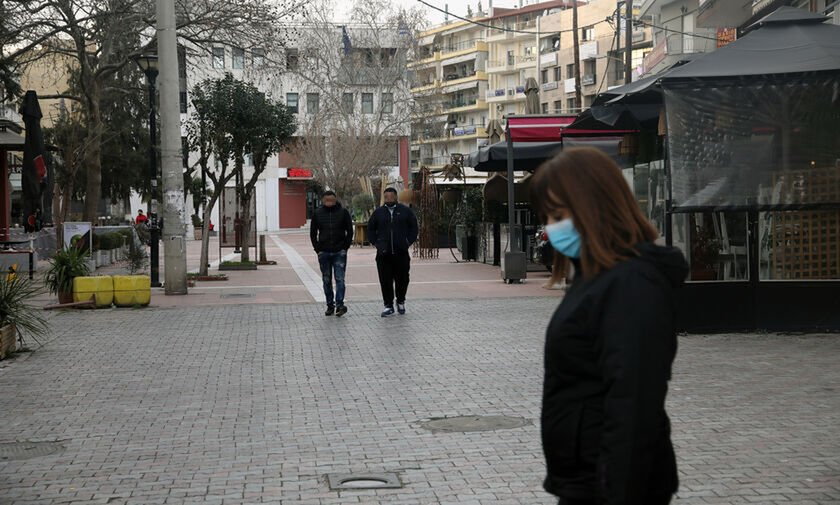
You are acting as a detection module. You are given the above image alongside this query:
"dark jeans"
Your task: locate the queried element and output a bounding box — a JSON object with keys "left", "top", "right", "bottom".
{"left": 318, "top": 251, "right": 347, "bottom": 307}
{"left": 375, "top": 250, "right": 410, "bottom": 306}
{"left": 557, "top": 494, "right": 673, "bottom": 505}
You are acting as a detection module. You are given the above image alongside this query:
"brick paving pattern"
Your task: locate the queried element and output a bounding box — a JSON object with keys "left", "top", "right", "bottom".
{"left": 0, "top": 298, "right": 838, "bottom": 504}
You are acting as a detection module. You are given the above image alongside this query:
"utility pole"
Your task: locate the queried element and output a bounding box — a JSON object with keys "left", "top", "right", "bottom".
{"left": 573, "top": 0, "right": 582, "bottom": 109}
{"left": 625, "top": 0, "right": 633, "bottom": 84}
{"left": 155, "top": 0, "right": 188, "bottom": 294}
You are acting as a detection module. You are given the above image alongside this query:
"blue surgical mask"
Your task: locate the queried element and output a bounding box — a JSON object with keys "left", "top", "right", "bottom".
{"left": 545, "top": 218, "right": 581, "bottom": 259}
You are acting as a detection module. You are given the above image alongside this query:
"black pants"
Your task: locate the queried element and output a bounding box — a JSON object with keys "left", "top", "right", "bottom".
{"left": 558, "top": 495, "right": 672, "bottom": 505}
{"left": 376, "top": 251, "right": 410, "bottom": 306}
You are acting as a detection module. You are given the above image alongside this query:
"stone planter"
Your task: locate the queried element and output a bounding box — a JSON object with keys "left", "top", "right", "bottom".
{"left": 0, "top": 324, "right": 16, "bottom": 360}
{"left": 219, "top": 263, "right": 258, "bottom": 271}
{"left": 194, "top": 229, "right": 202, "bottom": 241}
{"left": 87, "top": 258, "right": 97, "bottom": 272}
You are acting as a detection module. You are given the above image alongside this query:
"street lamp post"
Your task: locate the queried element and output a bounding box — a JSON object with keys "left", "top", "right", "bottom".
{"left": 134, "top": 54, "right": 162, "bottom": 287}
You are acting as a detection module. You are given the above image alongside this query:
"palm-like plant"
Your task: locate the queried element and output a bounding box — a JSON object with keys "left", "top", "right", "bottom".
{"left": 0, "top": 275, "right": 49, "bottom": 346}
{"left": 44, "top": 247, "right": 91, "bottom": 301}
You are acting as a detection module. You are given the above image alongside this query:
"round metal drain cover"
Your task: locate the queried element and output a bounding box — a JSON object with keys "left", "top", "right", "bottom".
{"left": 419, "top": 415, "right": 530, "bottom": 432}
{"left": 0, "top": 441, "right": 65, "bottom": 461}
{"left": 327, "top": 473, "right": 402, "bottom": 490}
{"left": 340, "top": 479, "right": 390, "bottom": 488}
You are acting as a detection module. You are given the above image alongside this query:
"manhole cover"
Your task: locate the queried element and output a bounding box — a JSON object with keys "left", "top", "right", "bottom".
{"left": 327, "top": 473, "right": 402, "bottom": 490}
{"left": 0, "top": 441, "right": 65, "bottom": 461}
{"left": 220, "top": 293, "right": 254, "bottom": 299}
{"left": 419, "top": 415, "right": 530, "bottom": 433}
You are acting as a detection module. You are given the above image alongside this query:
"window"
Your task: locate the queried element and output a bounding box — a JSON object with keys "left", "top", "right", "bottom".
{"left": 179, "top": 92, "right": 187, "bottom": 114}
{"left": 507, "top": 50, "right": 515, "bottom": 66}
{"left": 554, "top": 67, "right": 562, "bottom": 81}
{"left": 581, "top": 26, "right": 594, "bottom": 41}
{"left": 342, "top": 93, "right": 354, "bottom": 114}
{"left": 306, "top": 93, "right": 319, "bottom": 114}
{"left": 286, "top": 48, "right": 299, "bottom": 70}
{"left": 584, "top": 59, "right": 596, "bottom": 76}
{"left": 361, "top": 93, "right": 373, "bottom": 114}
{"left": 583, "top": 94, "right": 595, "bottom": 107}
{"left": 566, "top": 63, "right": 575, "bottom": 79}
{"left": 541, "top": 69, "right": 548, "bottom": 83}
{"left": 567, "top": 98, "right": 576, "bottom": 110}
{"left": 541, "top": 102, "right": 548, "bottom": 114}
{"left": 177, "top": 47, "right": 187, "bottom": 79}
{"left": 286, "top": 93, "right": 299, "bottom": 113}
{"left": 212, "top": 47, "right": 224, "bottom": 68}
{"left": 232, "top": 48, "right": 244, "bottom": 69}
{"left": 252, "top": 48, "right": 265, "bottom": 67}
{"left": 245, "top": 153, "right": 253, "bottom": 166}
{"left": 381, "top": 92, "right": 393, "bottom": 114}
{"left": 553, "top": 100, "right": 562, "bottom": 112}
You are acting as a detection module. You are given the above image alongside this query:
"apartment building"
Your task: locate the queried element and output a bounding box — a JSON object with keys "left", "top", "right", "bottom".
{"left": 484, "top": 0, "right": 578, "bottom": 122}
{"left": 538, "top": 0, "right": 653, "bottom": 113}
{"left": 182, "top": 24, "right": 411, "bottom": 230}
{"left": 408, "top": 17, "right": 491, "bottom": 170}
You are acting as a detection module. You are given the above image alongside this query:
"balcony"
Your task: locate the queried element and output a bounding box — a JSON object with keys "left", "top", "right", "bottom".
{"left": 486, "top": 56, "right": 516, "bottom": 74}
{"left": 440, "top": 40, "right": 488, "bottom": 60}
{"left": 442, "top": 99, "right": 487, "bottom": 114}
{"left": 515, "top": 54, "right": 538, "bottom": 70}
{"left": 441, "top": 71, "right": 488, "bottom": 89}
{"left": 410, "top": 79, "right": 440, "bottom": 94}
{"left": 408, "top": 51, "right": 440, "bottom": 69}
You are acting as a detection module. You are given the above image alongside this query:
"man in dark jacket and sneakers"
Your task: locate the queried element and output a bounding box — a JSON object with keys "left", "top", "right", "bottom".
{"left": 310, "top": 191, "right": 353, "bottom": 316}
{"left": 367, "top": 187, "right": 418, "bottom": 316}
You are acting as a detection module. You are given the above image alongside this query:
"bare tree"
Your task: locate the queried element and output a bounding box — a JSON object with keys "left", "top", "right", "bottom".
{"left": 3, "top": 0, "right": 301, "bottom": 221}
{"left": 283, "top": 0, "right": 426, "bottom": 203}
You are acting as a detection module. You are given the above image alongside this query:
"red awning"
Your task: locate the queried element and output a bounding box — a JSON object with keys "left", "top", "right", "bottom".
{"left": 506, "top": 114, "right": 637, "bottom": 142}
{"left": 506, "top": 115, "right": 576, "bottom": 142}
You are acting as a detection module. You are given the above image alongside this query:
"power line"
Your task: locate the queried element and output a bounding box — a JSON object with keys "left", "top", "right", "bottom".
{"left": 414, "top": 0, "right": 611, "bottom": 36}
{"left": 634, "top": 18, "right": 718, "bottom": 41}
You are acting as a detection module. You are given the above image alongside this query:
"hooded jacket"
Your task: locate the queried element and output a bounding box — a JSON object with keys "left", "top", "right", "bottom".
{"left": 367, "top": 203, "right": 418, "bottom": 255}
{"left": 541, "top": 242, "right": 688, "bottom": 505}
{"left": 310, "top": 203, "right": 353, "bottom": 253}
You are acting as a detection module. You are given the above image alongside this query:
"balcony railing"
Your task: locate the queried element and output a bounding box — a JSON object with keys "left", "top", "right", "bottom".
{"left": 441, "top": 39, "right": 481, "bottom": 55}
{"left": 444, "top": 97, "right": 478, "bottom": 109}
{"left": 442, "top": 70, "right": 477, "bottom": 82}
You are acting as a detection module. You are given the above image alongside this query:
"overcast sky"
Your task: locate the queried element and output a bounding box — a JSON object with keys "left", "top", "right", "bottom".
{"left": 334, "top": 0, "right": 532, "bottom": 28}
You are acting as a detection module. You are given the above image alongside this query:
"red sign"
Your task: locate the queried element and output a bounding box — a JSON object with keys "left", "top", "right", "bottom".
{"left": 642, "top": 38, "right": 666, "bottom": 75}
{"left": 716, "top": 28, "right": 737, "bottom": 48}
{"left": 287, "top": 168, "right": 312, "bottom": 179}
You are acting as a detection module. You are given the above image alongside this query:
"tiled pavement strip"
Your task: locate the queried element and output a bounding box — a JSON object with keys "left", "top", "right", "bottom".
{"left": 0, "top": 234, "right": 838, "bottom": 504}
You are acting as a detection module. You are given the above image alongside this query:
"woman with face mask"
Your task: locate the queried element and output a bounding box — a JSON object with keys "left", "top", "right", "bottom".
{"left": 532, "top": 147, "right": 688, "bottom": 505}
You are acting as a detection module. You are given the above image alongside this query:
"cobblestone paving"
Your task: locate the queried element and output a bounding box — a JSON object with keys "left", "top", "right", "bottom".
{"left": 0, "top": 299, "right": 838, "bottom": 504}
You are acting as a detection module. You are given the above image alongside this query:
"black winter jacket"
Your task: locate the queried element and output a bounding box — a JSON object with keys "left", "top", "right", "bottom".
{"left": 542, "top": 242, "right": 688, "bottom": 505}
{"left": 310, "top": 204, "right": 353, "bottom": 253}
{"left": 367, "top": 203, "right": 418, "bottom": 255}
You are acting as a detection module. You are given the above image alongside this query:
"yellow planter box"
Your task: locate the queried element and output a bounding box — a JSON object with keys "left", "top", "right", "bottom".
{"left": 113, "top": 275, "right": 151, "bottom": 307}
{"left": 73, "top": 276, "right": 114, "bottom": 307}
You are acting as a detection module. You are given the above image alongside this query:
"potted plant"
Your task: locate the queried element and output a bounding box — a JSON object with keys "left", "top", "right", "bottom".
{"left": 455, "top": 187, "right": 483, "bottom": 261}
{"left": 691, "top": 221, "right": 721, "bottom": 281}
{"left": 0, "top": 275, "right": 49, "bottom": 359}
{"left": 44, "top": 247, "right": 91, "bottom": 303}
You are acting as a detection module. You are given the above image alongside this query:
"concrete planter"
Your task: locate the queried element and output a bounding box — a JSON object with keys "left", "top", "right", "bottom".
{"left": 0, "top": 324, "right": 16, "bottom": 360}
{"left": 219, "top": 263, "right": 257, "bottom": 271}
{"left": 87, "top": 259, "right": 97, "bottom": 272}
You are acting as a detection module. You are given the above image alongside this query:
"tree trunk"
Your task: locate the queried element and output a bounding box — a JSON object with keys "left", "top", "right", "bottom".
{"left": 83, "top": 79, "right": 103, "bottom": 222}
{"left": 240, "top": 193, "right": 252, "bottom": 262}
{"left": 199, "top": 191, "right": 219, "bottom": 276}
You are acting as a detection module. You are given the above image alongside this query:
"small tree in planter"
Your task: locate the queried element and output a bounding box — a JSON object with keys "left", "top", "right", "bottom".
{"left": 351, "top": 193, "right": 375, "bottom": 221}
{"left": 0, "top": 275, "right": 49, "bottom": 358}
{"left": 44, "top": 247, "right": 91, "bottom": 304}
{"left": 455, "top": 187, "right": 484, "bottom": 260}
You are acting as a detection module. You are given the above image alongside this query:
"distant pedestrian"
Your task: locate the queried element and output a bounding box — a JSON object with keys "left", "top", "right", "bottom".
{"left": 135, "top": 209, "right": 148, "bottom": 225}
{"left": 310, "top": 190, "right": 353, "bottom": 316}
{"left": 367, "top": 187, "right": 418, "bottom": 317}
{"left": 531, "top": 147, "right": 688, "bottom": 505}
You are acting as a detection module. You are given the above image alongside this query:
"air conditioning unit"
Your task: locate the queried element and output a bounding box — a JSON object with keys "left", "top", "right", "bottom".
{"left": 507, "top": 88, "right": 514, "bottom": 96}
{"left": 496, "top": 104, "right": 504, "bottom": 112}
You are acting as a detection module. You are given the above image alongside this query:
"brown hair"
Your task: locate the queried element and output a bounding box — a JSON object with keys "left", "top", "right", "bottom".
{"left": 531, "top": 146, "right": 658, "bottom": 279}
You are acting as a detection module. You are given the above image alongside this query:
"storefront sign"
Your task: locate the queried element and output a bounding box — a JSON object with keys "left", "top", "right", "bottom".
{"left": 287, "top": 168, "right": 313, "bottom": 179}
{"left": 63, "top": 222, "right": 92, "bottom": 255}
{"left": 716, "top": 27, "right": 737, "bottom": 48}
{"left": 453, "top": 127, "right": 464, "bottom": 136}
{"left": 642, "top": 38, "right": 667, "bottom": 74}
{"left": 515, "top": 85, "right": 525, "bottom": 93}
{"left": 464, "top": 126, "right": 476, "bottom": 135}
{"left": 541, "top": 81, "right": 558, "bottom": 91}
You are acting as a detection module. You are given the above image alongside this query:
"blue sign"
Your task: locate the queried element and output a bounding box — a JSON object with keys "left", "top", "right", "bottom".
{"left": 453, "top": 127, "right": 465, "bottom": 136}
{"left": 464, "top": 126, "right": 477, "bottom": 135}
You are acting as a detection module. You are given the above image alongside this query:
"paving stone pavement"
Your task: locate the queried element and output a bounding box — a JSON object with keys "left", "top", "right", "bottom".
{"left": 0, "top": 299, "right": 838, "bottom": 505}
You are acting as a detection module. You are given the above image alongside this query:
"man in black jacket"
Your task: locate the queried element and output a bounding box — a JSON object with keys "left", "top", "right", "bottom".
{"left": 310, "top": 191, "right": 353, "bottom": 316}
{"left": 367, "top": 188, "right": 418, "bottom": 317}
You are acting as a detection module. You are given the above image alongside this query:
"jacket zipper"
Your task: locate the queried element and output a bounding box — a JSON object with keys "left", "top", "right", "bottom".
{"left": 328, "top": 209, "right": 333, "bottom": 251}
{"left": 390, "top": 209, "right": 394, "bottom": 254}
